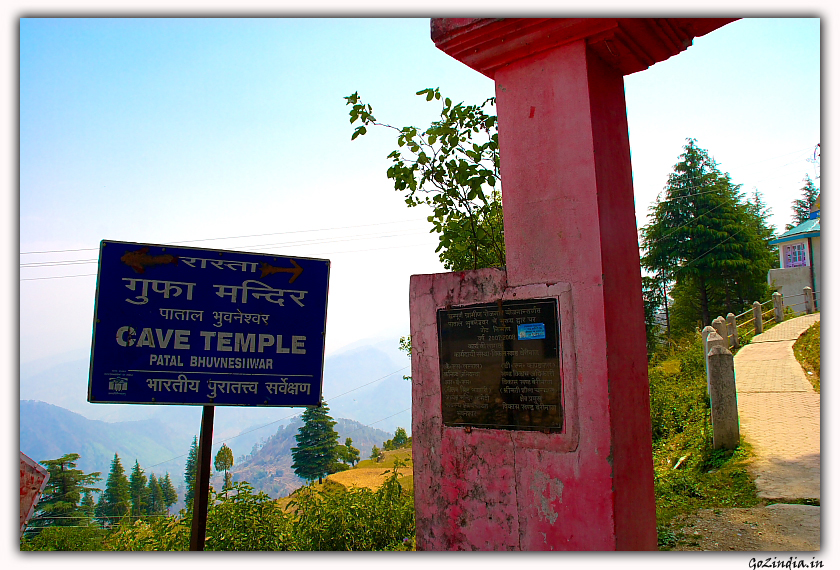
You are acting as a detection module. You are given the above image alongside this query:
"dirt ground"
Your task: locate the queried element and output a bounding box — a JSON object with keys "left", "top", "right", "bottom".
{"left": 667, "top": 504, "right": 820, "bottom": 551}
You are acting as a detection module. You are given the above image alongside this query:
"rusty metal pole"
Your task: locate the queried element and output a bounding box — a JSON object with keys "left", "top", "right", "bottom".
{"left": 189, "top": 405, "right": 215, "bottom": 551}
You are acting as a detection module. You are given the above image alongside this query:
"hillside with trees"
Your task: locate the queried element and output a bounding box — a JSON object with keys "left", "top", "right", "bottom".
{"left": 22, "top": 452, "right": 415, "bottom": 551}
{"left": 20, "top": 400, "right": 189, "bottom": 482}
{"left": 231, "top": 416, "right": 391, "bottom": 498}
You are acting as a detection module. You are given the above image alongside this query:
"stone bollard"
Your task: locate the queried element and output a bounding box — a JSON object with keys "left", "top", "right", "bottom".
{"left": 804, "top": 286, "right": 815, "bottom": 314}
{"left": 772, "top": 292, "right": 784, "bottom": 322}
{"left": 704, "top": 330, "right": 727, "bottom": 396}
{"left": 712, "top": 316, "right": 728, "bottom": 346}
{"left": 752, "top": 301, "right": 763, "bottom": 335}
{"left": 707, "top": 344, "right": 740, "bottom": 450}
{"left": 701, "top": 325, "right": 716, "bottom": 347}
{"left": 726, "top": 313, "right": 738, "bottom": 349}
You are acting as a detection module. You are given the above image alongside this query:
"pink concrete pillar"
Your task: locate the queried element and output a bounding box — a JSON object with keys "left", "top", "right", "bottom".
{"left": 494, "top": 39, "right": 656, "bottom": 550}
{"left": 411, "top": 18, "right": 737, "bottom": 551}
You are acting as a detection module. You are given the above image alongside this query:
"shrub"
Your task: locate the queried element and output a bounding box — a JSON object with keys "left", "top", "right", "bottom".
{"left": 204, "top": 482, "right": 294, "bottom": 551}
{"left": 91, "top": 472, "right": 414, "bottom": 551}
{"left": 20, "top": 526, "right": 109, "bottom": 551}
{"left": 649, "top": 333, "right": 708, "bottom": 443}
{"left": 104, "top": 516, "right": 190, "bottom": 551}
{"left": 288, "top": 465, "right": 414, "bottom": 551}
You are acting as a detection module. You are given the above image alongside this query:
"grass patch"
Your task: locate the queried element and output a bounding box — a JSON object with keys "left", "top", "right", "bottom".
{"left": 648, "top": 332, "right": 761, "bottom": 549}
{"left": 793, "top": 321, "right": 820, "bottom": 392}
{"left": 356, "top": 448, "right": 412, "bottom": 470}
{"left": 657, "top": 358, "right": 681, "bottom": 375}
{"left": 277, "top": 448, "right": 413, "bottom": 512}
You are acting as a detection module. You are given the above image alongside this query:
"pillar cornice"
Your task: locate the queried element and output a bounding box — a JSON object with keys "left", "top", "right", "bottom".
{"left": 431, "top": 17, "right": 739, "bottom": 77}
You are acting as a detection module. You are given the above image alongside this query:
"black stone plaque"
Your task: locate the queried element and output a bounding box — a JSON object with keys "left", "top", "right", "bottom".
{"left": 437, "top": 298, "right": 563, "bottom": 432}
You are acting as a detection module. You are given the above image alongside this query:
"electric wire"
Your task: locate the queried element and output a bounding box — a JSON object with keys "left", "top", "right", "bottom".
{"left": 20, "top": 218, "right": 426, "bottom": 255}
{"left": 19, "top": 155, "right": 816, "bottom": 282}
{"left": 20, "top": 227, "right": 428, "bottom": 267}
{"left": 19, "top": 241, "right": 434, "bottom": 281}
{"left": 651, "top": 225, "right": 749, "bottom": 284}
{"left": 674, "top": 226, "right": 748, "bottom": 273}
{"left": 641, "top": 201, "right": 729, "bottom": 249}
{"left": 21, "top": 273, "right": 98, "bottom": 281}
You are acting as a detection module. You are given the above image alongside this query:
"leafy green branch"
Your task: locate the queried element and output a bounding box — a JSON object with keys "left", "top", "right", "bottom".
{"left": 345, "top": 88, "right": 505, "bottom": 271}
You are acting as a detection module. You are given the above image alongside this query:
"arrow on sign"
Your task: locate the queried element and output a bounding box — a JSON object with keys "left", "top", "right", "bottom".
{"left": 260, "top": 259, "right": 304, "bottom": 284}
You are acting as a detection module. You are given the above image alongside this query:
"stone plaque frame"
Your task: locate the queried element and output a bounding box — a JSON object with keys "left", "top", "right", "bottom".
{"left": 437, "top": 298, "right": 564, "bottom": 432}
{"left": 411, "top": 268, "right": 580, "bottom": 454}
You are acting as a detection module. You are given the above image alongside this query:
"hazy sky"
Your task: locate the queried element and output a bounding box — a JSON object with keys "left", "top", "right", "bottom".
{"left": 18, "top": 17, "right": 820, "bottom": 368}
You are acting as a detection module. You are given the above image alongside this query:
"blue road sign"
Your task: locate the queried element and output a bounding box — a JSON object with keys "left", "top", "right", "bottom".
{"left": 88, "top": 240, "right": 329, "bottom": 407}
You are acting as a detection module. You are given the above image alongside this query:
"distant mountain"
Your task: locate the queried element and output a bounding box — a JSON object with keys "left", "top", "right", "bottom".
{"left": 19, "top": 337, "right": 413, "bottom": 436}
{"left": 19, "top": 336, "right": 413, "bottom": 500}
{"left": 322, "top": 345, "right": 412, "bottom": 434}
{"left": 232, "top": 416, "right": 392, "bottom": 498}
{"left": 21, "top": 399, "right": 398, "bottom": 506}
{"left": 20, "top": 400, "right": 190, "bottom": 485}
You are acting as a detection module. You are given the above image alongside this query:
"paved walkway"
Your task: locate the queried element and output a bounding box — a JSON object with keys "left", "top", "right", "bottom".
{"left": 733, "top": 313, "right": 820, "bottom": 500}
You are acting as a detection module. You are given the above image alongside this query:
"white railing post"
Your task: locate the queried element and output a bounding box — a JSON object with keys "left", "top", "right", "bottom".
{"left": 708, "top": 344, "right": 740, "bottom": 450}
{"left": 712, "top": 316, "right": 727, "bottom": 345}
{"left": 772, "top": 292, "right": 784, "bottom": 323}
{"left": 726, "top": 312, "right": 738, "bottom": 349}
{"left": 804, "top": 286, "right": 815, "bottom": 314}
{"left": 704, "top": 330, "right": 727, "bottom": 396}
{"left": 752, "top": 301, "right": 763, "bottom": 335}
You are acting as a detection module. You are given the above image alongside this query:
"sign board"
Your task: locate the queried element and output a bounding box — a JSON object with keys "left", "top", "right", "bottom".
{"left": 89, "top": 240, "right": 329, "bottom": 407}
{"left": 437, "top": 298, "right": 563, "bottom": 431}
{"left": 20, "top": 452, "right": 49, "bottom": 537}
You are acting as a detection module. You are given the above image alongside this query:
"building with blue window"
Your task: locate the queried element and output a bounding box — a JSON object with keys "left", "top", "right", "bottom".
{"left": 768, "top": 194, "right": 821, "bottom": 310}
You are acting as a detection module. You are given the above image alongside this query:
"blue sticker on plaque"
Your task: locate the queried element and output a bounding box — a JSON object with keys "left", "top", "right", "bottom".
{"left": 517, "top": 323, "right": 546, "bottom": 340}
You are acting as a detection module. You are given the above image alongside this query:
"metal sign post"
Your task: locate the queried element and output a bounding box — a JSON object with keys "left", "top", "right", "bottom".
{"left": 189, "top": 405, "right": 215, "bottom": 551}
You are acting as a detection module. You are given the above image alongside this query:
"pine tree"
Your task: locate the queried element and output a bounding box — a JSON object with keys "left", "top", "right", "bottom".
{"left": 184, "top": 436, "right": 198, "bottom": 508}
{"left": 150, "top": 476, "right": 165, "bottom": 515}
{"left": 641, "top": 139, "right": 776, "bottom": 330}
{"left": 787, "top": 174, "right": 820, "bottom": 230}
{"left": 129, "top": 460, "right": 149, "bottom": 519}
{"left": 80, "top": 491, "right": 96, "bottom": 523}
{"left": 160, "top": 473, "right": 178, "bottom": 513}
{"left": 214, "top": 444, "right": 234, "bottom": 490}
{"left": 146, "top": 473, "right": 166, "bottom": 515}
{"left": 641, "top": 274, "right": 667, "bottom": 354}
{"left": 95, "top": 454, "right": 131, "bottom": 525}
{"left": 28, "top": 453, "right": 101, "bottom": 532}
{"left": 290, "top": 400, "right": 340, "bottom": 484}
